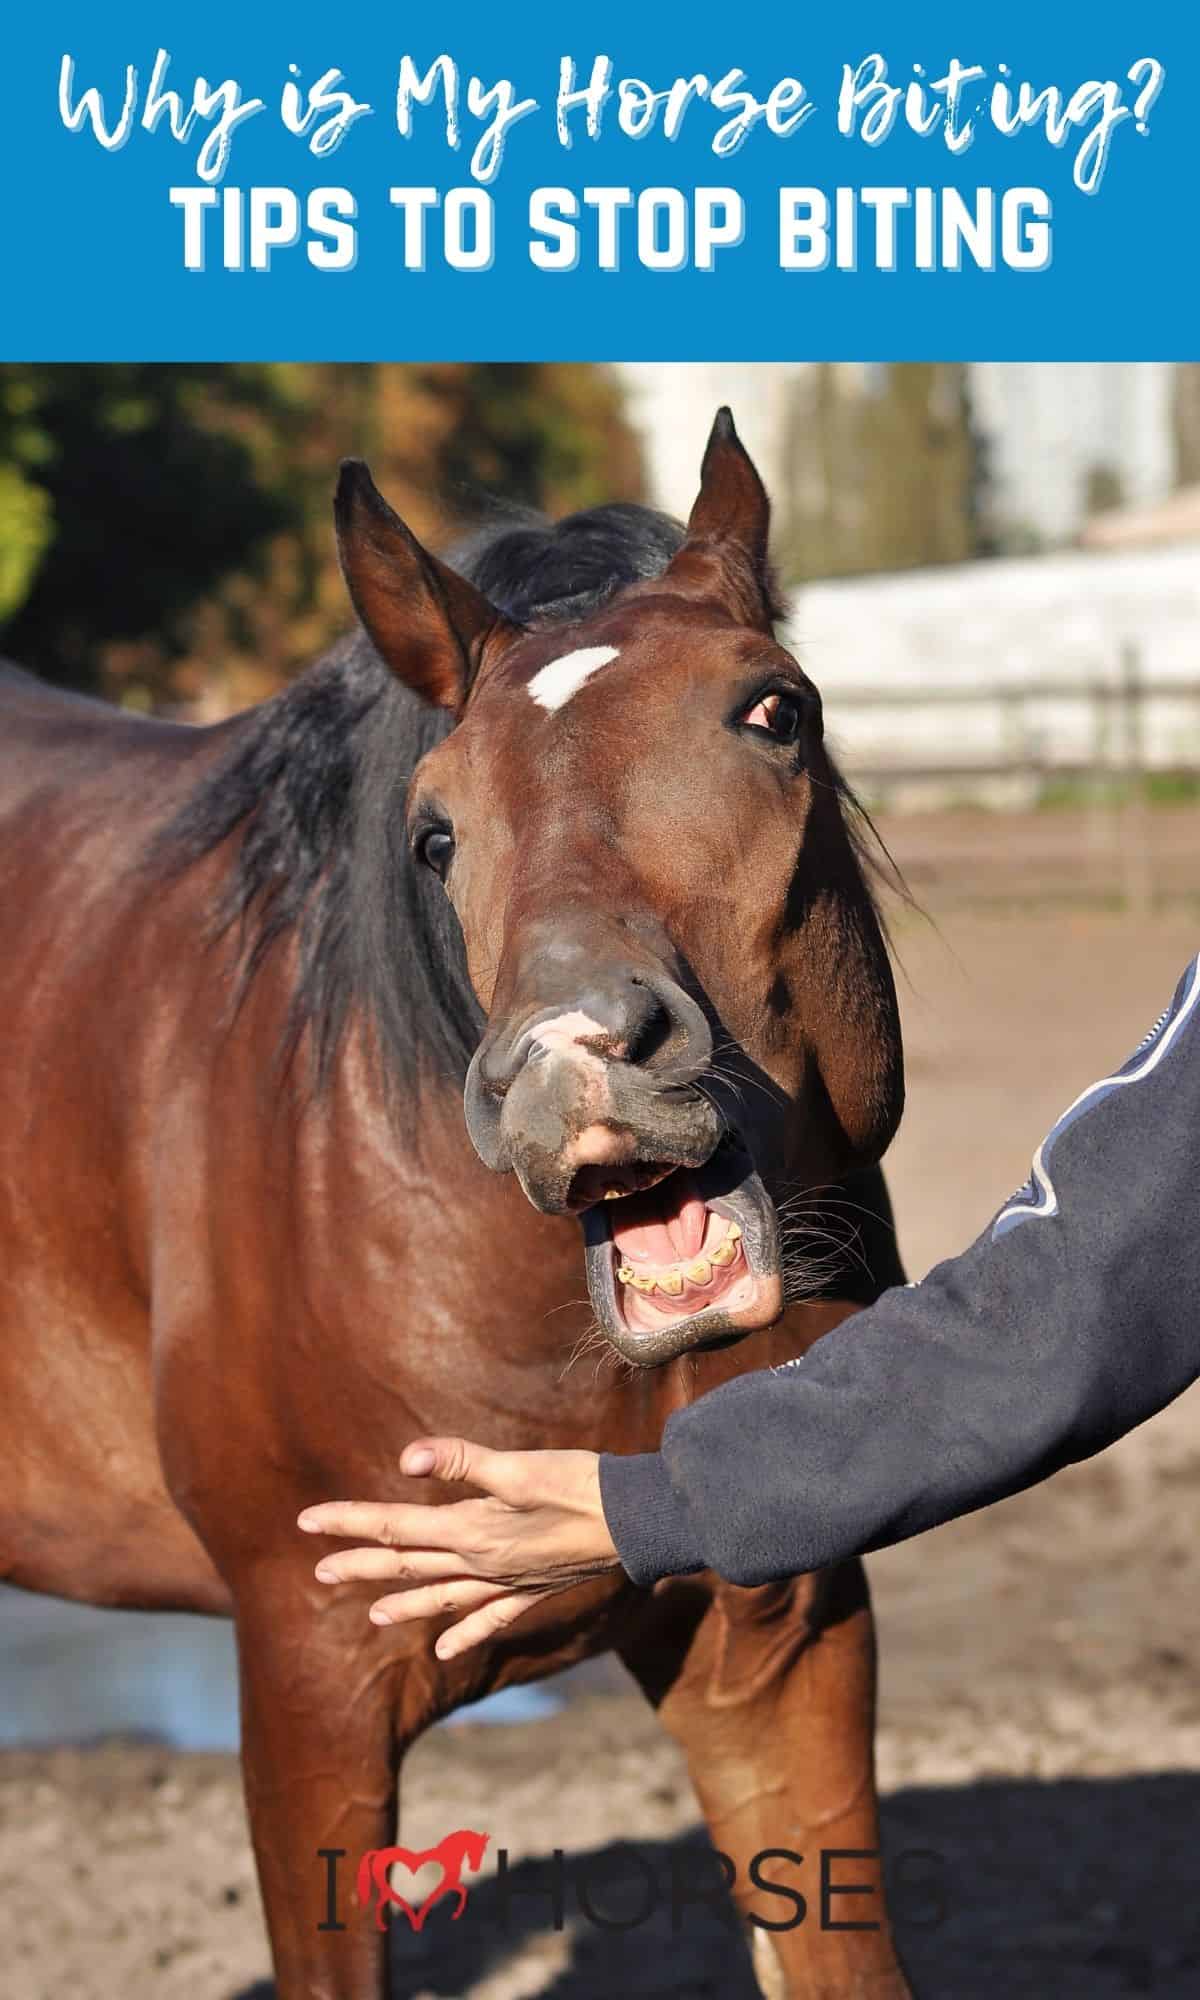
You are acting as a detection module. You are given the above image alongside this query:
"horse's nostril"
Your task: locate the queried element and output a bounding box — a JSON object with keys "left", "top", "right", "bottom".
{"left": 479, "top": 970, "right": 712, "bottom": 1111}
{"left": 623, "top": 974, "right": 713, "bottom": 1077}
{"left": 621, "top": 984, "right": 674, "bottom": 1068}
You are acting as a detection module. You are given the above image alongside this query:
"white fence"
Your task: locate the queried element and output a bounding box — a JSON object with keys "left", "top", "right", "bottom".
{"left": 787, "top": 541, "right": 1200, "bottom": 802}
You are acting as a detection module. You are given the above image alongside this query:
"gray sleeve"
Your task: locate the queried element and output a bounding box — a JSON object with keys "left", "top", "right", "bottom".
{"left": 600, "top": 956, "right": 1200, "bottom": 1587}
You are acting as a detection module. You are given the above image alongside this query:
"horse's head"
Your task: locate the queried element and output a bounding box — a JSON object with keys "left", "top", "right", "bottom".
{"left": 334, "top": 410, "right": 903, "bottom": 1365}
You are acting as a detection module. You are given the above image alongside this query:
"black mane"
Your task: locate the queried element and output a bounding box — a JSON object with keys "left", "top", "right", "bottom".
{"left": 158, "top": 502, "right": 688, "bottom": 1095}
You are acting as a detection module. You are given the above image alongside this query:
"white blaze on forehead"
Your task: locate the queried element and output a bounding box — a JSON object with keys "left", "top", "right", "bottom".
{"left": 527, "top": 645, "right": 619, "bottom": 712}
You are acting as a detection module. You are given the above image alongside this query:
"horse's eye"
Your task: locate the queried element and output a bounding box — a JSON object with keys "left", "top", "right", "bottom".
{"left": 740, "top": 690, "right": 805, "bottom": 745}
{"left": 415, "top": 826, "right": 455, "bottom": 881}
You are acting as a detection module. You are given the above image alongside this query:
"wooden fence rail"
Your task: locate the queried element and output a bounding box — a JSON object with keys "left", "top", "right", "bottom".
{"left": 828, "top": 646, "right": 1200, "bottom": 913}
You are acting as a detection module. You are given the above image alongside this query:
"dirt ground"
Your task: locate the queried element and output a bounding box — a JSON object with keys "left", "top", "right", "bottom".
{"left": 4, "top": 809, "right": 1200, "bottom": 1999}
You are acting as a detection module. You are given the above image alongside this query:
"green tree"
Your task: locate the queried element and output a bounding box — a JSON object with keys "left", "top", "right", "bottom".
{"left": 1171, "top": 364, "right": 1200, "bottom": 488}
{"left": 0, "top": 363, "right": 642, "bottom": 712}
{"left": 777, "top": 363, "right": 981, "bottom": 584}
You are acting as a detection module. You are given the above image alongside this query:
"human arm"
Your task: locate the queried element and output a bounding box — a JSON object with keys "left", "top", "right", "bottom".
{"left": 301, "top": 957, "right": 1200, "bottom": 1647}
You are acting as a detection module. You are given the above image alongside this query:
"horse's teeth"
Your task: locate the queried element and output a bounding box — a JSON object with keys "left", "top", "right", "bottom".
{"left": 617, "top": 1222, "right": 742, "bottom": 1294}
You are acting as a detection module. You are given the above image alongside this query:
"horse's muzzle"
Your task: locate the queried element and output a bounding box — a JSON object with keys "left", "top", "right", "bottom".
{"left": 462, "top": 956, "right": 785, "bottom": 1363}
{"left": 463, "top": 1033, "right": 723, "bottom": 1214}
{"left": 463, "top": 959, "right": 717, "bottom": 1212}
{"left": 463, "top": 1028, "right": 784, "bottom": 1365}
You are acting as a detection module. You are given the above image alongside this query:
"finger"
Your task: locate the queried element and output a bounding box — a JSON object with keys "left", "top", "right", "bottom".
{"left": 399, "top": 1435, "right": 520, "bottom": 1496}
{"left": 314, "top": 1547, "right": 482, "bottom": 1586}
{"left": 368, "top": 1577, "right": 503, "bottom": 1627}
{"left": 432, "top": 1592, "right": 543, "bottom": 1661}
{"left": 297, "top": 1499, "right": 483, "bottom": 1549}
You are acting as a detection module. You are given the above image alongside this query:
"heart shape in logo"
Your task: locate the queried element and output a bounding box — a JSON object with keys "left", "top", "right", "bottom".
{"left": 381, "top": 1849, "right": 448, "bottom": 1932}
{"left": 356, "top": 1830, "right": 491, "bottom": 1933}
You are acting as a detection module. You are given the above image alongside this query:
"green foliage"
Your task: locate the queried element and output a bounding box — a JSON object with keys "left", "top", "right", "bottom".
{"left": 0, "top": 364, "right": 642, "bottom": 709}
{"left": 1038, "top": 771, "right": 1200, "bottom": 810}
{"left": 0, "top": 365, "right": 304, "bottom": 696}
{"left": 0, "top": 464, "right": 53, "bottom": 624}
{"left": 427, "top": 363, "right": 643, "bottom": 516}
{"left": 777, "top": 363, "right": 981, "bottom": 583}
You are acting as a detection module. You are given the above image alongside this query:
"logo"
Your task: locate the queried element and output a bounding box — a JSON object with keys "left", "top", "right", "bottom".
{"left": 317, "top": 1836, "right": 947, "bottom": 1937}
{"left": 354, "top": 1829, "right": 490, "bottom": 1933}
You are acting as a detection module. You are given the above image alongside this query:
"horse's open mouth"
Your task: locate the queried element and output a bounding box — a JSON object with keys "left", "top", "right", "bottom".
{"left": 579, "top": 1141, "right": 783, "bottom": 1366}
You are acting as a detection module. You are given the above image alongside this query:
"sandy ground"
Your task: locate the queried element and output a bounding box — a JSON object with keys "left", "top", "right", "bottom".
{"left": 4, "top": 810, "right": 1200, "bottom": 1998}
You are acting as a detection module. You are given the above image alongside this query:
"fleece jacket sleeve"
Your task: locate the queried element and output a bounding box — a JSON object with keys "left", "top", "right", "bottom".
{"left": 599, "top": 955, "right": 1200, "bottom": 1588}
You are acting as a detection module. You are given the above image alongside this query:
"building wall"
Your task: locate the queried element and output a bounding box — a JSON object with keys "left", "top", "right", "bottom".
{"left": 618, "top": 362, "right": 808, "bottom": 523}
{"left": 618, "top": 363, "right": 1179, "bottom": 555}
{"left": 971, "top": 363, "right": 1175, "bottom": 547}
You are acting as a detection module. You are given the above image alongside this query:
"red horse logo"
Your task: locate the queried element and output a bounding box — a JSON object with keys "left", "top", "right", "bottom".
{"left": 356, "top": 1829, "right": 491, "bottom": 1932}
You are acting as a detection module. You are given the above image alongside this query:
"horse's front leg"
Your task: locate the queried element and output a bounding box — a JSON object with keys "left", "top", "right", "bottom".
{"left": 232, "top": 1565, "right": 400, "bottom": 2000}
{"left": 620, "top": 1560, "right": 912, "bottom": 2000}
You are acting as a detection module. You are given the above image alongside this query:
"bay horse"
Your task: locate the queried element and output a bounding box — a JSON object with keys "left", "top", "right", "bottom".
{"left": 0, "top": 409, "right": 912, "bottom": 1999}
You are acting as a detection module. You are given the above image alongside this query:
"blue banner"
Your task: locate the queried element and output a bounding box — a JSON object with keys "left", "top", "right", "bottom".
{"left": 3, "top": 2, "right": 1190, "bottom": 360}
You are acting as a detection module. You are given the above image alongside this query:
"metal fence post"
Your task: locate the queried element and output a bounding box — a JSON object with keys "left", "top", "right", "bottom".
{"left": 1120, "top": 642, "right": 1151, "bottom": 915}
{"left": 1086, "top": 676, "right": 1113, "bottom": 858}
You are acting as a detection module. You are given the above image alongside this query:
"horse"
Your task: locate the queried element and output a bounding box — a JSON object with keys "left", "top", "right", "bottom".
{"left": 0, "top": 408, "right": 912, "bottom": 2000}
{"left": 355, "top": 1830, "right": 490, "bottom": 1933}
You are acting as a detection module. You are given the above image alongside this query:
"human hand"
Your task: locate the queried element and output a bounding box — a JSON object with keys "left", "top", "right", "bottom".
{"left": 298, "top": 1437, "right": 622, "bottom": 1660}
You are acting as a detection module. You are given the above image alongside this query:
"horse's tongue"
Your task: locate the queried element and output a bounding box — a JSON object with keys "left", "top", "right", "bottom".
{"left": 611, "top": 1182, "right": 709, "bottom": 1264}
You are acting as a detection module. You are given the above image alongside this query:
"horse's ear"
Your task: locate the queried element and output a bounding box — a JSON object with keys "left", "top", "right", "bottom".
{"left": 663, "top": 408, "right": 777, "bottom": 631}
{"left": 335, "top": 460, "right": 513, "bottom": 711}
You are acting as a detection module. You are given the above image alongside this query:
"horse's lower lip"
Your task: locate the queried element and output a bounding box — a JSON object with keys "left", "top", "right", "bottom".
{"left": 579, "top": 1147, "right": 783, "bottom": 1367}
